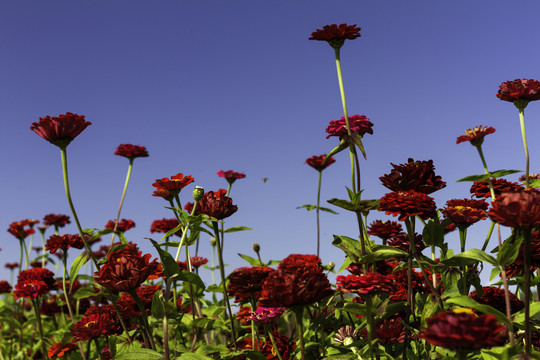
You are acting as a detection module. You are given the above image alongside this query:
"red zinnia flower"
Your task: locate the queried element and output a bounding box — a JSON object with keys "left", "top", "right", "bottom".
{"left": 309, "top": 23, "right": 361, "bottom": 49}
{"left": 217, "top": 170, "right": 246, "bottom": 185}
{"left": 378, "top": 190, "right": 437, "bottom": 221}
{"left": 456, "top": 126, "right": 496, "bottom": 146}
{"left": 421, "top": 310, "right": 507, "bottom": 350}
{"left": 190, "top": 256, "right": 208, "bottom": 269}
{"left": 228, "top": 266, "right": 275, "bottom": 303}
{"left": 470, "top": 178, "right": 523, "bottom": 199}
{"left": 380, "top": 158, "right": 446, "bottom": 194}
{"left": 114, "top": 144, "right": 149, "bottom": 159}
{"left": 30, "top": 112, "right": 91, "bottom": 149}
{"left": 336, "top": 273, "right": 396, "bottom": 296}
{"left": 326, "top": 114, "right": 373, "bottom": 139}
{"left": 152, "top": 173, "right": 195, "bottom": 200}
{"left": 150, "top": 218, "right": 181, "bottom": 237}
{"left": 0, "top": 280, "right": 12, "bottom": 293}
{"left": 72, "top": 313, "right": 122, "bottom": 342}
{"left": 13, "top": 268, "right": 55, "bottom": 299}
{"left": 247, "top": 307, "right": 286, "bottom": 325}
{"left": 116, "top": 285, "right": 162, "bottom": 318}
{"left": 469, "top": 286, "right": 524, "bottom": 314}
{"left": 488, "top": 190, "right": 540, "bottom": 229}
{"left": 7, "top": 220, "right": 35, "bottom": 241}
{"left": 93, "top": 243, "right": 158, "bottom": 293}
{"left": 497, "top": 79, "right": 540, "bottom": 109}
{"left": 387, "top": 232, "right": 427, "bottom": 254}
{"left": 43, "top": 214, "right": 71, "bottom": 228}
{"left": 367, "top": 220, "right": 403, "bottom": 241}
{"left": 45, "top": 234, "right": 85, "bottom": 253}
{"left": 441, "top": 198, "right": 488, "bottom": 230}
{"left": 5, "top": 262, "right": 19, "bottom": 270}
{"left": 105, "top": 219, "right": 136, "bottom": 233}
{"left": 305, "top": 154, "right": 336, "bottom": 172}
{"left": 48, "top": 341, "right": 77, "bottom": 359}
{"left": 262, "top": 330, "right": 296, "bottom": 360}
{"left": 194, "top": 189, "right": 238, "bottom": 220}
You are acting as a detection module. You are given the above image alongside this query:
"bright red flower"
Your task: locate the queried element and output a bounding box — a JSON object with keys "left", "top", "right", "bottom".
{"left": 367, "top": 220, "right": 403, "bottom": 240}
{"left": 497, "top": 79, "right": 540, "bottom": 109}
{"left": 441, "top": 198, "right": 488, "bottom": 229}
{"left": 30, "top": 112, "right": 91, "bottom": 149}
{"left": 114, "top": 144, "right": 149, "bottom": 159}
{"left": 469, "top": 286, "right": 524, "bottom": 314}
{"left": 456, "top": 126, "right": 496, "bottom": 146}
{"left": 262, "top": 330, "right": 296, "bottom": 360}
{"left": 45, "top": 234, "right": 85, "bottom": 253}
{"left": 387, "top": 232, "right": 426, "bottom": 254}
{"left": 228, "top": 266, "right": 275, "bottom": 303}
{"left": 105, "top": 219, "right": 136, "bottom": 233}
{"left": 93, "top": 243, "right": 158, "bottom": 293}
{"left": 421, "top": 310, "right": 507, "bottom": 350}
{"left": 152, "top": 173, "right": 195, "bottom": 200}
{"left": 217, "top": 170, "right": 246, "bottom": 185}
{"left": 247, "top": 307, "right": 286, "bottom": 325}
{"left": 336, "top": 273, "right": 396, "bottom": 296}
{"left": 13, "top": 268, "right": 55, "bottom": 299}
{"left": 305, "top": 154, "right": 336, "bottom": 171}
{"left": 7, "top": 220, "right": 35, "bottom": 241}
{"left": 326, "top": 114, "right": 373, "bottom": 139}
{"left": 150, "top": 218, "right": 181, "bottom": 237}
{"left": 0, "top": 280, "right": 12, "bottom": 293}
{"left": 378, "top": 190, "right": 437, "bottom": 221}
{"left": 488, "top": 190, "right": 540, "bottom": 229}
{"left": 309, "top": 23, "right": 361, "bottom": 49}
{"left": 190, "top": 256, "right": 208, "bottom": 269}
{"left": 470, "top": 178, "right": 524, "bottom": 199}
{"left": 71, "top": 313, "right": 121, "bottom": 342}
{"left": 43, "top": 214, "right": 71, "bottom": 228}
{"left": 195, "top": 189, "right": 238, "bottom": 220}
{"left": 380, "top": 158, "right": 446, "bottom": 194}
{"left": 48, "top": 341, "right": 77, "bottom": 359}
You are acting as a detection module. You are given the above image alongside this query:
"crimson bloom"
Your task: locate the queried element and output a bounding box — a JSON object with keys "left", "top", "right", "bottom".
{"left": 116, "top": 285, "right": 162, "bottom": 318}
{"left": 93, "top": 243, "right": 158, "bottom": 293}
{"left": 441, "top": 198, "right": 488, "bottom": 230}
{"left": 71, "top": 313, "right": 122, "bottom": 342}
{"left": 150, "top": 218, "right": 181, "bottom": 237}
{"left": 30, "top": 112, "right": 91, "bottom": 149}
{"left": 336, "top": 273, "right": 396, "bottom": 296}
{"left": 488, "top": 190, "right": 540, "bottom": 229}
{"left": 470, "top": 178, "right": 523, "bottom": 199}
{"left": 0, "top": 280, "right": 12, "bottom": 293}
{"left": 497, "top": 79, "right": 540, "bottom": 109}
{"left": 228, "top": 266, "right": 275, "bottom": 303}
{"left": 43, "top": 213, "right": 71, "bottom": 228}
{"left": 469, "top": 286, "right": 524, "bottom": 314}
{"left": 309, "top": 23, "right": 361, "bottom": 49}
{"left": 105, "top": 219, "right": 136, "bottom": 233}
{"left": 114, "top": 144, "right": 149, "bottom": 159}
{"left": 262, "top": 330, "right": 296, "bottom": 360}
{"left": 247, "top": 307, "right": 286, "bottom": 325}
{"left": 48, "top": 341, "right": 77, "bottom": 359}
{"left": 380, "top": 158, "right": 446, "bottom": 194}
{"left": 152, "top": 173, "right": 195, "bottom": 200}
{"left": 421, "top": 310, "right": 506, "bottom": 350}
{"left": 387, "top": 232, "right": 427, "bottom": 254}
{"left": 45, "top": 234, "right": 85, "bottom": 253}
{"left": 378, "top": 190, "right": 437, "bottom": 221}
{"left": 326, "top": 114, "right": 373, "bottom": 139}
{"left": 13, "top": 268, "right": 55, "bottom": 299}
{"left": 7, "top": 220, "right": 35, "bottom": 241}
{"left": 195, "top": 189, "right": 238, "bottom": 220}
{"left": 5, "top": 262, "right": 18, "bottom": 270}
{"left": 217, "top": 170, "right": 246, "bottom": 186}
{"left": 190, "top": 256, "right": 208, "bottom": 269}
{"left": 305, "top": 154, "right": 336, "bottom": 172}
{"left": 367, "top": 220, "right": 403, "bottom": 241}
{"left": 456, "top": 126, "right": 496, "bottom": 146}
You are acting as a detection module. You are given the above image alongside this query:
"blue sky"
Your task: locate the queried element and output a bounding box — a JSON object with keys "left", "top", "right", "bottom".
{"left": 1, "top": 1, "right": 539, "bottom": 285}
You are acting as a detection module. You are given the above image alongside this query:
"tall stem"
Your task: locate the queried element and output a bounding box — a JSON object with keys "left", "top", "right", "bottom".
{"left": 523, "top": 228, "right": 532, "bottom": 356}
{"left": 32, "top": 298, "right": 48, "bottom": 360}
{"left": 60, "top": 148, "right": 98, "bottom": 267}
{"left": 129, "top": 289, "right": 156, "bottom": 350}
{"left": 518, "top": 109, "right": 530, "bottom": 188}
{"left": 316, "top": 171, "right": 322, "bottom": 257}
{"left": 294, "top": 307, "right": 306, "bottom": 360}
{"left": 110, "top": 159, "right": 133, "bottom": 246}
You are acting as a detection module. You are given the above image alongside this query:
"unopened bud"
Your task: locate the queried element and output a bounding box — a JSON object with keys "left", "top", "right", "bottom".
{"left": 193, "top": 186, "right": 204, "bottom": 201}
{"left": 328, "top": 262, "right": 335, "bottom": 271}
{"left": 253, "top": 243, "right": 260, "bottom": 253}
{"left": 210, "top": 238, "right": 216, "bottom": 247}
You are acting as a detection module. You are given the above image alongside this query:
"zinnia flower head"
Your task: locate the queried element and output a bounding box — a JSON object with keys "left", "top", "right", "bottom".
{"left": 469, "top": 286, "right": 524, "bottom": 314}
{"left": 13, "top": 268, "right": 55, "bottom": 299}
{"left": 114, "top": 144, "right": 149, "bottom": 159}
{"left": 7, "top": 220, "right": 35, "bottom": 241}
{"left": 336, "top": 273, "right": 396, "bottom": 296}
{"left": 441, "top": 198, "right": 489, "bottom": 230}
{"left": 105, "top": 219, "right": 136, "bottom": 233}
{"left": 45, "top": 234, "right": 86, "bottom": 253}
{"left": 378, "top": 190, "right": 437, "bottom": 221}
{"left": 367, "top": 220, "right": 403, "bottom": 241}
{"left": 0, "top": 280, "right": 12, "bottom": 293}
{"left": 421, "top": 309, "right": 507, "bottom": 350}
{"left": 326, "top": 114, "right": 373, "bottom": 140}
{"left": 305, "top": 154, "right": 336, "bottom": 172}
{"left": 387, "top": 232, "right": 427, "bottom": 254}
{"left": 470, "top": 178, "right": 524, "bottom": 199}
{"left": 262, "top": 330, "right": 296, "bottom": 360}
{"left": 152, "top": 173, "right": 195, "bottom": 200}
{"left": 48, "top": 341, "right": 77, "bottom": 359}
{"left": 488, "top": 190, "right": 540, "bottom": 229}
{"left": 217, "top": 170, "right": 246, "bottom": 185}
{"left": 43, "top": 213, "right": 71, "bottom": 228}
{"left": 247, "top": 306, "right": 286, "bottom": 325}
{"left": 71, "top": 313, "right": 122, "bottom": 342}
{"left": 496, "top": 79, "right": 540, "bottom": 110}
{"left": 190, "top": 256, "right": 208, "bottom": 269}
{"left": 380, "top": 158, "right": 446, "bottom": 194}
{"left": 195, "top": 189, "right": 238, "bottom": 220}
{"left": 5, "top": 262, "right": 18, "bottom": 270}
{"left": 334, "top": 325, "right": 359, "bottom": 346}
{"left": 30, "top": 112, "right": 91, "bottom": 149}
{"left": 309, "top": 23, "right": 361, "bottom": 49}
{"left": 228, "top": 266, "right": 275, "bottom": 303}
{"left": 150, "top": 218, "right": 181, "bottom": 237}
{"left": 456, "top": 126, "right": 496, "bottom": 146}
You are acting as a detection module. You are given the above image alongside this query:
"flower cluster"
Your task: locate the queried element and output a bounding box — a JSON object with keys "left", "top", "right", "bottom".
{"left": 378, "top": 190, "right": 437, "bottom": 221}
{"left": 441, "top": 198, "right": 488, "bottom": 230}
{"left": 228, "top": 266, "right": 275, "bottom": 303}
{"left": 470, "top": 178, "right": 523, "bottom": 199}
{"left": 367, "top": 220, "right": 403, "bottom": 241}
{"left": 45, "top": 234, "right": 85, "bottom": 253}
{"left": 336, "top": 273, "right": 396, "bottom": 296}
{"left": 43, "top": 213, "right": 71, "bottom": 228}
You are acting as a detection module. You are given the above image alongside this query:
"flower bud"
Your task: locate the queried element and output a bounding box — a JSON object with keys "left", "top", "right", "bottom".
{"left": 192, "top": 186, "right": 204, "bottom": 201}
{"left": 253, "top": 243, "right": 260, "bottom": 253}
{"left": 328, "top": 262, "right": 335, "bottom": 271}
{"left": 210, "top": 238, "right": 216, "bottom": 247}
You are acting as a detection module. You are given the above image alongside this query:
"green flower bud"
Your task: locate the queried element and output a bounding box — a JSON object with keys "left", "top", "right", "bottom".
{"left": 210, "top": 238, "right": 216, "bottom": 247}
{"left": 253, "top": 243, "right": 260, "bottom": 253}
{"left": 193, "top": 186, "right": 204, "bottom": 201}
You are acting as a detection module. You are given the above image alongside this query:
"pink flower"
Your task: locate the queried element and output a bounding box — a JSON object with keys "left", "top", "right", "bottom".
{"left": 326, "top": 114, "right": 373, "bottom": 139}
{"left": 247, "top": 307, "right": 286, "bottom": 325}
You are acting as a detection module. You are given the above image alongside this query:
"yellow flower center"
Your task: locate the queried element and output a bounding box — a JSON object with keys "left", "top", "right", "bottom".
{"left": 453, "top": 308, "right": 474, "bottom": 315}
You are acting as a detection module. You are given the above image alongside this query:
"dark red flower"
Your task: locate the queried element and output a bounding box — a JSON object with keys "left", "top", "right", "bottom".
{"left": 7, "top": 220, "right": 35, "bottom": 241}
{"left": 190, "top": 256, "right": 208, "bottom": 269}
{"left": 367, "top": 220, "right": 403, "bottom": 241}
{"left": 378, "top": 190, "right": 437, "bottom": 221}
{"left": 336, "top": 273, "right": 396, "bottom": 296}
{"left": 387, "top": 232, "right": 426, "bottom": 254}
{"left": 48, "top": 341, "right": 77, "bottom": 359}
{"left": 152, "top": 173, "right": 195, "bottom": 200}
{"left": 421, "top": 310, "right": 507, "bottom": 350}
{"left": 262, "top": 330, "right": 296, "bottom": 360}
{"left": 309, "top": 23, "right": 361, "bottom": 49}
{"left": 116, "top": 285, "right": 162, "bottom": 318}
{"left": 43, "top": 214, "right": 71, "bottom": 228}
{"left": 228, "top": 266, "right": 275, "bottom": 303}
{"left": 469, "top": 286, "right": 524, "bottom": 314}
{"left": 326, "top": 114, "right": 373, "bottom": 139}
{"left": 105, "top": 219, "right": 136, "bottom": 233}
{"left": 0, "top": 280, "right": 12, "bottom": 293}
{"left": 194, "top": 189, "right": 238, "bottom": 220}
{"left": 456, "top": 126, "right": 496, "bottom": 146}
{"left": 30, "top": 112, "right": 91, "bottom": 149}
{"left": 504, "top": 231, "right": 540, "bottom": 277}
{"left": 380, "top": 158, "right": 446, "bottom": 194}
{"left": 260, "top": 254, "right": 334, "bottom": 307}
{"left": 114, "top": 144, "right": 149, "bottom": 159}
{"left": 217, "top": 170, "right": 246, "bottom": 186}
{"left": 441, "top": 198, "right": 489, "bottom": 230}
{"left": 5, "top": 262, "right": 19, "bottom": 270}
{"left": 376, "top": 317, "right": 405, "bottom": 344}
{"left": 71, "top": 313, "right": 121, "bottom": 342}
{"left": 470, "top": 178, "right": 524, "bottom": 199}
{"left": 305, "top": 154, "right": 336, "bottom": 171}
{"left": 45, "top": 234, "right": 85, "bottom": 253}
{"left": 13, "top": 268, "right": 55, "bottom": 299}
{"left": 93, "top": 243, "right": 158, "bottom": 293}
{"left": 488, "top": 190, "right": 540, "bottom": 229}
{"left": 497, "top": 79, "right": 540, "bottom": 109}
{"left": 150, "top": 218, "right": 181, "bottom": 237}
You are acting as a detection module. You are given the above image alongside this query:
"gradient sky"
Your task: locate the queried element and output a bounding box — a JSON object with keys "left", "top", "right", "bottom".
{"left": 1, "top": 1, "right": 539, "bottom": 285}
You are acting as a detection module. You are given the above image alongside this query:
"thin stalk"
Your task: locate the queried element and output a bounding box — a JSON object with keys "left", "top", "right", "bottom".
{"left": 365, "top": 296, "right": 376, "bottom": 360}
{"left": 518, "top": 109, "right": 530, "bottom": 188}
{"left": 185, "top": 243, "right": 211, "bottom": 346}
{"left": 40, "top": 231, "right": 46, "bottom": 268}
{"left": 110, "top": 159, "right": 133, "bottom": 246}
{"left": 316, "top": 171, "right": 322, "bottom": 258}
{"left": 267, "top": 329, "right": 284, "bottom": 360}
{"left": 221, "top": 182, "right": 232, "bottom": 252}
{"left": 459, "top": 228, "right": 469, "bottom": 295}
{"left": 22, "top": 240, "right": 29, "bottom": 269}
{"left": 480, "top": 221, "right": 495, "bottom": 252}
{"left": 174, "top": 201, "right": 198, "bottom": 262}
{"left": 129, "top": 289, "right": 156, "bottom": 350}
{"left": 60, "top": 148, "right": 99, "bottom": 267}
{"left": 294, "top": 307, "right": 306, "bottom": 360}
{"left": 32, "top": 298, "right": 48, "bottom": 360}
{"left": 523, "top": 228, "right": 532, "bottom": 356}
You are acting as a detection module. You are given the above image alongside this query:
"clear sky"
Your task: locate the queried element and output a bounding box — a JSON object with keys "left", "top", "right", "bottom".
{"left": 1, "top": 1, "right": 539, "bottom": 285}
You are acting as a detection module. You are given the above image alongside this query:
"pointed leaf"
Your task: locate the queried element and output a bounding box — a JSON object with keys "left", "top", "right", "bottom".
{"left": 238, "top": 253, "right": 260, "bottom": 266}
{"left": 512, "top": 302, "right": 540, "bottom": 323}
{"left": 456, "top": 174, "right": 491, "bottom": 182}
{"left": 177, "top": 270, "right": 206, "bottom": 290}
{"left": 527, "top": 179, "right": 540, "bottom": 188}
{"left": 332, "top": 235, "right": 364, "bottom": 262}
{"left": 497, "top": 233, "right": 523, "bottom": 267}
{"left": 69, "top": 252, "right": 90, "bottom": 293}
{"left": 490, "top": 169, "right": 522, "bottom": 178}
{"left": 349, "top": 132, "right": 367, "bottom": 159}
{"left": 162, "top": 224, "right": 183, "bottom": 239}
{"left": 327, "top": 198, "right": 356, "bottom": 212}
{"left": 443, "top": 249, "right": 497, "bottom": 266}
{"left": 116, "top": 349, "right": 164, "bottom": 359}
{"left": 149, "top": 239, "right": 180, "bottom": 278}
{"left": 445, "top": 296, "right": 510, "bottom": 326}
{"left": 326, "top": 139, "right": 349, "bottom": 159}
{"left": 296, "top": 204, "right": 318, "bottom": 211}
{"left": 319, "top": 206, "right": 339, "bottom": 214}
{"left": 224, "top": 226, "right": 253, "bottom": 233}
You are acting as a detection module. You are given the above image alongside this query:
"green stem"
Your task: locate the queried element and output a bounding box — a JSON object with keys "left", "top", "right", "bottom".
{"left": 316, "top": 171, "right": 322, "bottom": 258}
{"left": 22, "top": 239, "right": 29, "bottom": 269}
{"left": 212, "top": 221, "right": 238, "bottom": 350}
{"left": 518, "top": 109, "right": 530, "bottom": 188}
{"left": 480, "top": 221, "right": 495, "bottom": 252}
{"left": 110, "top": 159, "right": 133, "bottom": 247}
{"left": 458, "top": 228, "right": 469, "bottom": 295}
{"left": 174, "top": 201, "right": 198, "bottom": 262}
{"left": 294, "top": 307, "right": 305, "bottom": 360}
{"left": 60, "top": 148, "right": 99, "bottom": 267}
{"left": 129, "top": 289, "right": 156, "bottom": 350}
{"left": 523, "top": 228, "right": 532, "bottom": 356}
{"left": 365, "top": 296, "right": 376, "bottom": 360}
{"left": 475, "top": 145, "right": 496, "bottom": 200}
{"left": 40, "top": 231, "right": 46, "bottom": 268}
{"left": 267, "top": 329, "right": 284, "bottom": 360}
{"left": 32, "top": 298, "right": 48, "bottom": 360}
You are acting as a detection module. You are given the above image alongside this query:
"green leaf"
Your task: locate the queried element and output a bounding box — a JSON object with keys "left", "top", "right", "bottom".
{"left": 422, "top": 218, "right": 451, "bottom": 247}
{"left": 326, "top": 198, "right": 356, "bottom": 212}
{"left": 319, "top": 206, "right": 339, "bottom": 214}
{"left": 347, "top": 132, "right": 367, "bottom": 159}
{"left": 332, "top": 235, "right": 364, "bottom": 262}
{"left": 339, "top": 302, "right": 366, "bottom": 315}
{"left": 296, "top": 204, "right": 318, "bottom": 211}
{"left": 224, "top": 226, "right": 253, "bottom": 233}
{"left": 456, "top": 174, "right": 491, "bottom": 182}
{"left": 512, "top": 302, "right": 540, "bottom": 323}
{"left": 149, "top": 239, "right": 180, "bottom": 279}
{"left": 527, "top": 178, "right": 540, "bottom": 188}
{"left": 443, "top": 249, "right": 497, "bottom": 266}
{"left": 337, "top": 257, "right": 352, "bottom": 274}
{"left": 162, "top": 224, "right": 183, "bottom": 239}
{"left": 238, "top": 253, "right": 260, "bottom": 266}
{"left": 357, "top": 245, "right": 408, "bottom": 263}
{"left": 116, "top": 349, "right": 164, "bottom": 359}
{"left": 496, "top": 233, "right": 523, "bottom": 267}
{"left": 326, "top": 139, "right": 349, "bottom": 159}
{"left": 177, "top": 353, "right": 213, "bottom": 360}
{"left": 151, "top": 292, "right": 165, "bottom": 319}
{"left": 490, "top": 169, "right": 522, "bottom": 178}
{"left": 72, "top": 286, "right": 99, "bottom": 300}
{"left": 445, "top": 296, "right": 510, "bottom": 326}
{"left": 177, "top": 270, "right": 206, "bottom": 290}
{"left": 69, "top": 252, "right": 90, "bottom": 293}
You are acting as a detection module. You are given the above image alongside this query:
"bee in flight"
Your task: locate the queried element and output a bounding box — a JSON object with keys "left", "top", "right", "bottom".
{"left": 261, "top": 178, "right": 269, "bottom": 183}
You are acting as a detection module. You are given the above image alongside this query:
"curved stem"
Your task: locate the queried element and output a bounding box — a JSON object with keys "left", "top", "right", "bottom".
{"left": 32, "top": 298, "right": 48, "bottom": 360}
{"left": 518, "top": 109, "right": 530, "bottom": 188}
{"left": 110, "top": 159, "right": 133, "bottom": 246}
{"left": 174, "top": 201, "right": 198, "bottom": 262}
{"left": 316, "top": 171, "right": 322, "bottom": 258}
{"left": 21, "top": 239, "right": 29, "bottom": 270}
